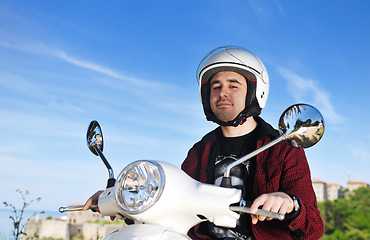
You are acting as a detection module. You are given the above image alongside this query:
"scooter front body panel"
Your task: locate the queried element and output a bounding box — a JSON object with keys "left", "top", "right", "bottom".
{"left": 103, "top": 224, "right": 190, "bottom": 240}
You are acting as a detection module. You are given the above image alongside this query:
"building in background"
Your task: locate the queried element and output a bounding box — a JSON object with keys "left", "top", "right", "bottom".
{"left": 312, "top": 179, "right": 369, "bottom": 202}
{"left": 312, "top": 179, "right": 328, "bottom": 202}
{"left": 327, "top": 183, "right": 344, "bottom": 201}
{"left": 347, "top": 181, "right": 370, "bottom": 192}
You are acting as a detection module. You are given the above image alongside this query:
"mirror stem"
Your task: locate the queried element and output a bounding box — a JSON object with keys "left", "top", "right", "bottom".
{"left": 93, "top": 145, "right": 114, "bottom": 180}
{"left": 221, "top": 134, "right": 288, "bottom": 188}
{"left": 224, "top": 134, "right": 288, "bottom": 178}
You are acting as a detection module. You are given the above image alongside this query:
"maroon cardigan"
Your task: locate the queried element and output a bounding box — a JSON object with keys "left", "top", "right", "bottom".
{"left": 181, "top": 119, "right": 323, "bottom": 240}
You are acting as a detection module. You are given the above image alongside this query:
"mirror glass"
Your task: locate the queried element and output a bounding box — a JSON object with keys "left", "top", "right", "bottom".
{"left": 278, "top": 104, "right": 325, "bottom": 148}
{"left": 86, "top": 121, "right": 104, "bottom": 156}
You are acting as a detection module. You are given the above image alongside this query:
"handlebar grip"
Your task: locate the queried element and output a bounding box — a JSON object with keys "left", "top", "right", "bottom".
{"left": 59, "top": 205, "right": 98, "bottom": 213}
{"left": 229, "top": 206, "right": 285, "bottom": 221}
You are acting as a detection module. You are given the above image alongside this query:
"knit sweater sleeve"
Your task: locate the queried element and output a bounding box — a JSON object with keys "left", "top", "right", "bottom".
{"left": 181, "top": 129, "right": 218, "bottom": 183}
{"left": 253, "top": 141, "right": 324, "bottom": 240}
{"left": 280, "top": 146, "right": 324, "bottom": 239}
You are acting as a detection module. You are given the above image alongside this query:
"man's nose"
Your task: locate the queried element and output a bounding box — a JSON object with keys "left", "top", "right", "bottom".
{"left": 219, "top": 86, "right": 229, "bottom": 97}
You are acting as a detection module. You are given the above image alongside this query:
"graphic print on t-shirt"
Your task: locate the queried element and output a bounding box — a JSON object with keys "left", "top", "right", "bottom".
{"left": 214, "top": 154, "right": 251, "bottom": 190}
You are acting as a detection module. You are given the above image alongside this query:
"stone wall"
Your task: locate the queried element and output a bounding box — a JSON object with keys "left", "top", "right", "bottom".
{"left": 22, "top": 218, "right": 69, "bottom": 240}
{"left": 39, "top": 219, "right": 69, "bottom": 240}
{"left": 22, "top": 214, "right": 122, "bottom": 240}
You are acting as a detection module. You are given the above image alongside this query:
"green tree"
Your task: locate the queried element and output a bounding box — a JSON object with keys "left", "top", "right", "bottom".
{"left": 319, "top": 187, "right": 370, "bottom": 239}
{"left": 2, "top": 189, "right": 44, "bottom": 240}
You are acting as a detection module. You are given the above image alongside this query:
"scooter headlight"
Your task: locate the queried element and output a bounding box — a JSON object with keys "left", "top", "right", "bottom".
{"left": 115, "top": 160, "right": 165, "bottom": 214}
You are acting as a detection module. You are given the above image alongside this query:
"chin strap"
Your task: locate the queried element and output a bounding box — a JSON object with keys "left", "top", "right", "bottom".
{"left": 212, "top": 112, "right": 247, "bottom": 127}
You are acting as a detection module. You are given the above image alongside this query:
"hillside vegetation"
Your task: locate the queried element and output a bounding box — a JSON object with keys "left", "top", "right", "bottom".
{"left": 318, "top": 187, "right": 370, "bottom": 240}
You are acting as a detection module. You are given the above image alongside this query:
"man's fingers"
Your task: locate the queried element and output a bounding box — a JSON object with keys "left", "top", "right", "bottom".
{"left": 250, "top": 194, "right": 269, "bottom": 224}
{"left": 250, "top": 194, "right": 267, "bottom": 213}
{"left": 83, "top": 190, "right": 104, "bottom": 211}
{"left": 83, "top": 198, "right": 93, "bottom": 211}
{"left": 279, "top": 200, "right": 291, "bottom": 214}
{"left": 251, "top": 214, "right": 258, "bottom": 225}
{"left": 258, "top": 215, "right": 266, "bottom": 222}
{"left": 250, "top": 192, "right": 295, "bottom": 223}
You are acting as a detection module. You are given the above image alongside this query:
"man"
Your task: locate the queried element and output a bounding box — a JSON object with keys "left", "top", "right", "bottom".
{"left": 84, "top": 46, "right": 324, "bottom": 239}
{"left": 180, "top": 46, "right": 323, "bottom": 239}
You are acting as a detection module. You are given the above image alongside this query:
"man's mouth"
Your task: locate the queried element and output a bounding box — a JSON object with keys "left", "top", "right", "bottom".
{"left": 216, "top": 100, "right": 232, "bottom": 108}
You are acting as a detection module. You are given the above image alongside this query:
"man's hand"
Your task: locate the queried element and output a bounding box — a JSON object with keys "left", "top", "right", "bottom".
{"left": 83, "top": 190, "right": 116, "bottom": 221}
{"left": 250, "top": 192, "right": 294, "bottom": 224}
{"left": 83, "top": 190, "right": 103, "bottom": 212}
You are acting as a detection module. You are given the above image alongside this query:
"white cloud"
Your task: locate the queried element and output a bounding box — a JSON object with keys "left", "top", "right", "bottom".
{"left": 247, "top": 0, "right": 287, "bottom": 24}
{"left": 0, "top": 71, "right": 46, "bottom": 95}
{"left": 50, "top": 50, "right": 175, "bottom": 94}
{"left": 52, "top": 50, "right": 136, "bottom": 83}
{"left": 272, "top": 0, "right": 287, "bottom": 19}
{"left": 277, "top": 67, "right": 343, "bottom": 125}
{"left": 0, "top": 32, "right": 168, "bottom": 92}
{"left": 0, "top": 41, "right": 198, "bottom": 120}
{"left": 348, "top": 146, "right": 370, "bottom": 162}
{"left": 0, "top": 8, "right": 202, "bottom": 134}
{"left": 0, "top": 109, "right": 84, "bottom": 138}
{"left": 0, "top": 155, "right": 25, "bottom": 165}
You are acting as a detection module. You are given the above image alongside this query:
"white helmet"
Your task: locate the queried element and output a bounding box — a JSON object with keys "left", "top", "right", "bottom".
{"left": 196, "top": 46, "right": 269, "bottom": 126}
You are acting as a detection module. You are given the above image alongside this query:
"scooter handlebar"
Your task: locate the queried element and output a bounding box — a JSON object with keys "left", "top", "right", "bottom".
{"left": 59, "top": 205, "right": 98, "bottom": 213}
{"left": 229, "top": 206, "right": 285, "bottom": 221}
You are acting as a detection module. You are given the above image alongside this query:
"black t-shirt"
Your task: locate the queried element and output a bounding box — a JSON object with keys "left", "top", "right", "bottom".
{"left": 205, "top": 125, "right": 259, "bottom": 239}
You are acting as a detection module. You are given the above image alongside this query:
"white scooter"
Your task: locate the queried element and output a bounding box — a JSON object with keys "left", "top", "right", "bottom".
{"left": 59, "top": 103, "right": 325, "bottom": 240}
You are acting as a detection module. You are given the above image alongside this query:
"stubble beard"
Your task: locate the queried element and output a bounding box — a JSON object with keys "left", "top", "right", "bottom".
{"left": 212, "top": 101, "right": 238, "bottom": 122}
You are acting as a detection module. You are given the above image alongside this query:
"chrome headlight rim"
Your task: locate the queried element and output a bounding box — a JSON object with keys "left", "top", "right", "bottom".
{"left": 114, "top": 160, "right": 165, "bottom": 215}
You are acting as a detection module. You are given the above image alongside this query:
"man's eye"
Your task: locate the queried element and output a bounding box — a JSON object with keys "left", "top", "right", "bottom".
{"left": 213, "top": 86, "right": 221, "bottom": 90}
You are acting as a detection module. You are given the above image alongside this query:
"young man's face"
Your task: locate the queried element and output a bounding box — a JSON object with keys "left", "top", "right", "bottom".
{"left": 210, "top": 71, "right": 247, "bottom": 123}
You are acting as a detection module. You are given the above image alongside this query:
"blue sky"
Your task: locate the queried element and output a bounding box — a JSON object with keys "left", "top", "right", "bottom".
{"left": 1, "top": 1, "right": 370, "bottom": 212}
